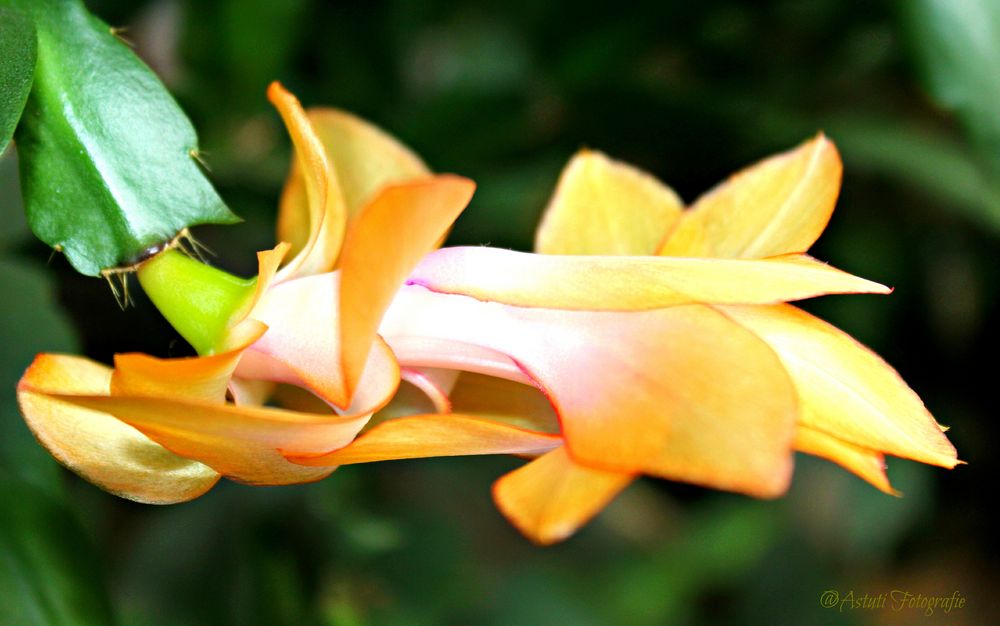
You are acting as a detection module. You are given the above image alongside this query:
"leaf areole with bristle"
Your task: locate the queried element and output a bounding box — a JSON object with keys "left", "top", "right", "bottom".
{"left": 9, "top": 0, "right": 239, "bottom": 276}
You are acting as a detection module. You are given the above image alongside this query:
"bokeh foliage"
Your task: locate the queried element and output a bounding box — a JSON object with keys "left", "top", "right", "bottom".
{"left": 1, "top": 0, "right": 997, "bottom": 623}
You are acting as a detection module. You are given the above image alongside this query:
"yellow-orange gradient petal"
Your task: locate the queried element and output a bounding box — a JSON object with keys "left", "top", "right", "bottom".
{"left": 493, "top": 446, "right": 635, "bottom": 545}
{"left": 721, "top": 304, "right": 958, "bottom": 468}
{"left": 409, "top": 247, "right": 888, "bottom": 310}
{"left": 449, "top": 373, "right": 560, "bottom": 434}
{"left": 535, "top": 150, "right": 683, "bottom": 255}
{"left": 658, "top": 135, "right": 841, "bottom": 259}
{"left": 17, "top": 383, "right": 373, "bottom": 486}
{"left": 288, "top": 414, "right": 561, "bottom": 466}
{"left": 794, "top": 426, "right": 896, "bottom": 495}
{"left": 307, "top": 108, "right": 430, "bottom": 223}
{"left": 339, "top": 176, "right": 475, "bottom": 399}
{"left": 382, "top": 288, "right": 799, "bottom": 497}
{"left": 269, "top": 82, "right": 346, "bottom": 280}
{"left": 16, "top": 355, "right": 220, "bottom": 504}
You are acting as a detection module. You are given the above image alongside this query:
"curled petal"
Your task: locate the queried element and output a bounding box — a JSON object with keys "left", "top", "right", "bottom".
{"left": 409, "top": 247, "right": 888, "bottom": 311}
{"left": 659, "top": 135, "right": 841, "bottom": 258}
{"left": 288, "top": 414, "right": 561, "bottom": 466}
{"left": 269, "top": 82, "right": 346, "bottom": 280}
{"left": 17, "top": 355, "right": 219, "bottom": 503}
{"left": 306, "top": 108, "right": 430, "bottom": 223}
{"left": 493, "top": 446, "right": 635, "bottom": 545}
{"left": 721, "top": 304, "right": 959, "bottom": 468}
{"left": 382, "top": 288, "right": 799, "bottom": 497}
{"left": 795, "top": 426, "right": 897, "bottom": 495}
{"left": 338, "top": 176, "right": 475, "bottom": 398}
{"left": 535, "top": 150, "right": 683, "bottom": 255}
{"left": 400, "top": 367, "right": 458, "bottom": 414}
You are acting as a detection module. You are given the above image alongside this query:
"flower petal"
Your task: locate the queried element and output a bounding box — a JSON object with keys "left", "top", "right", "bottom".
{"left": 721, "top": 304, "right": 958, "bottom": 468}
{"left": 16, "top": 354, "right": 219, "bottom": 503}
{"left": 449, "top": 373, "right": 560, "bottom": 434}
{"left": 535, "top": 150, "right": 683, "bottom": 255}
{"left": 399, "top": 367, "right": 458, "bottom": 414}
{"left": 111, "top": 320, "right": 267, "bottom": 403}
{"left": 338, "top": 176, "right": 475, "bottom": 398}
{"left": 382, "top": 288, "right": 799, "bottom": 497}
{"left": 269, "top": 82, "right": 346, "bottom": 280}
{"left": 658, "top": 135, "right": 841, "bottom": 258}
{"left": 238, "top": 272, "right": 401, "bottom": 411}
{"left": 492, "top": 446, "right": 634, "bottom": 545}
{"left": 288, "top": 414, "right": 561, "bottom": 466}
{"left": 408, "top": 247, "right": 888, "bottom": 310}
{"left": 306, "top": 108, "right": 430, "bottom": 223}
{"left": 17, "top": 381, "right": 371, "bottom": 485}
{"left": 794, "top": 426, "right": 896, "bottom": 495}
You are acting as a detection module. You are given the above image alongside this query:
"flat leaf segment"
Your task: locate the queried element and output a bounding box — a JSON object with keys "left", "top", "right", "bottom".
{"left": 6, "top": 0, "right": 239, "bottom": 276}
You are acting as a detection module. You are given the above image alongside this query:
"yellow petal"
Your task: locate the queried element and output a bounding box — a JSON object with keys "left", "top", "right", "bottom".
{"left": 492, "top": 446, "right": 635, "bottom": 545}
{"left": 721, "top": 304, "right": 958, "bottom": 468}
{"left": 307, "top": 108, "right": 430, "bottom": 223}
{"left": 535, "top": 150, "right": 683, "bottom": 255}
{"left": 409, "top": 247, "right": 888, "bottom": 310}
{"left": 449, "top": 373, "right": 560, "bottom": 434}
{"left": 269, "top": 82, "right": 346, "bottom": 280}
{"left": 338, "top": 176, "right": 475, "bottom": 399}
{"left": 659, "top": 135, "right": 841, "bottom": 258}
{"left": 20, "top": 369, "right": 376, "bottom": 485}
{"left": 382, "top": 289, "right": 799, "bottom": 497}
{"left": 288, "top": 414, "right": 561, "bottom": 466}
{"left": 16, "top": 355, "right": 219, "bottom": 504}
{"left": 794, "top": 426, "right": 896, "bottom": 495}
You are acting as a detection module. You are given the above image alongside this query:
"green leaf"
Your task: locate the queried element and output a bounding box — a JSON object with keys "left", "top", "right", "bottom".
{"left": 0, "top": 477, "right": 116, "bottom": 626}
{"left": 901, "top": 0, "right": 1000, "bottom": 173}
{"left": 9, "top": 0, "right": 239, "bottom": 276}
{"left": 0, "top": 6, "right": 36, "bottom": 155}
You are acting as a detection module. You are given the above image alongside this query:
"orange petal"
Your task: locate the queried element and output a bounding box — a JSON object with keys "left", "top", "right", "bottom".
{"left": 111, "top": 320, "right": 267, "bottom": 403}
{"left": 338, "top": 176, "right": 475, "bottom": 399}
{"left": 659, "top": 135, "right": 841, "bottom": 258}
{"left": 493, "top": 446, "right": 635, "bottom": 545}
{"left": 306, "top": 108, "right": 430, "bottom": 223}
{"left": 20, "top": 370, "right": 374, "bottom": 485}
{"left": 794, "top": 426, "right": 896, "bottom": 495}
{"left": 408, "top": 247, "right": 888, "bottom": 310}
{"left": 269, "top": 82, "right": 346, "bottom": 280}
{"left": 721, "top": 304, "right": 958, "bottom": 468}
{"left": 238, "top": 272, "right": 400, "bottom": 411}
{"left": 535, "top": 150, "right": 683, "bottom": 255}
{"left": 382, "top": 288, "right": 799, "bottom": 497}
{"left": 288, "top": 414, "right": 561, "bottom": 466}
{"left": 16, "top": 355, "right": 220, "bottom": 503}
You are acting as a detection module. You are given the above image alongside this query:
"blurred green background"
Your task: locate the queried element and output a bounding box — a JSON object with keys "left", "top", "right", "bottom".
{"left": 2, "top": 0, "right": 998, "bottom": 624}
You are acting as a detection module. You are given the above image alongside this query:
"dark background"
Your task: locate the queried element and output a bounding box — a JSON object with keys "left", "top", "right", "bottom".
{"left": 1, "top": 0, "right": 998, "bottom": 623}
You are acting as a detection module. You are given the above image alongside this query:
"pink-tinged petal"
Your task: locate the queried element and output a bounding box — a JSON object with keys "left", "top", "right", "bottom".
{"left": 228, "top": 378, "right": 276, "bottom": 407}
{"left": 111, "top": 321, "right": 267, "bottom": 403}
{"left": 18, "top": 381, "right": 372, "bottom": 486}
{"left": 721, "top": 304, "right": 959, "bottom": 468}
{"left": 306, "top": 108, "right": 430, "bottom": 223}
{"left": 388, "top": 336, "right": 532, "bottom": 385}
{"left": 400, "top": 367, "right": 458, "bottom": 414}
{"left": 409, "top": 247, "right": 888, "bottom": 310}
{"left": 493, "top": 446, "right": 635, "bottom": 545}
{"left": 338, "top": 176, "right": 475, "bottom": 399}
{"left": 382, "top": 287, "right": 799, "bottom": 497}
{"left": 269, "top": 82, "right": 346, "bottom": 280}
{"left": 659, "top": 135, "right": 842, "bottom": 258}
{"left": 238, "top": 272, "right": 400, "bottom": 412}
{"left": 794, "top": 426, "right": 896, "bottom": 495}
{"left": 288, "top": 414, "right": 561, "bottom": 466}
{"left": 16, "top": 355, "right": 219, "bottom": 503}
{"left": 535, "top": 150, "right": 683, "bottom": 255}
